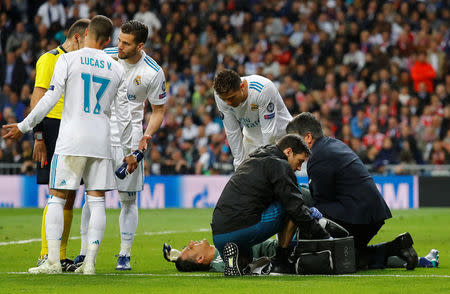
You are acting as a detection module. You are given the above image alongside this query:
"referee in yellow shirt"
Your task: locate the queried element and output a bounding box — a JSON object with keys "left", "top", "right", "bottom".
{"left": 31, "top": 19, "right": 90, "bottom": 271}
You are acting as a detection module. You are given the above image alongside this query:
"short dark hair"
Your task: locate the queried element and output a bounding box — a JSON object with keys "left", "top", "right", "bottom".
{"left": 121, "top": 20, "right": 148, "bottom": 44}
{"left": 286, "top": 112, "right": 324, "bottom": 140}
{"left": 276, "top": 134, "right": 311, "bottom": 157}
{"left": 175, "top": 257, "right": 210, "bottom": 272}
{"left": 213, "top": 69, "right": 241, "bottom": 95}
{"left": 67, "top": 19, "right": 90, "bottom": 39}
{"left": 88, "top": 15, "right": 113, "bottom": 43}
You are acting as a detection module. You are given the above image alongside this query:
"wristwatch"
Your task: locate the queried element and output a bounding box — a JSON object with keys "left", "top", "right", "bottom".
{"left": 34, "top": 132, "right": 44, "bottom": 141}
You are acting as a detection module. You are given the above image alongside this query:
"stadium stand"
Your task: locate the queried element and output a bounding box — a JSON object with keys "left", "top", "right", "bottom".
{"left": 0, "top": 0, "right": 449, "bottom": 176}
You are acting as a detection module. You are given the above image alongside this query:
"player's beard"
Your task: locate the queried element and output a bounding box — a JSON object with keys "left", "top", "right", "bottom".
{"left": 118, "top": 47, "right": 139, "bottom": 60}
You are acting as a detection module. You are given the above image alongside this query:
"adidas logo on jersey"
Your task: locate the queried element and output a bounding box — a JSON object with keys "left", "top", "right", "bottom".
{"left": 60, "top": 180, "right": 66, "bottom": 186}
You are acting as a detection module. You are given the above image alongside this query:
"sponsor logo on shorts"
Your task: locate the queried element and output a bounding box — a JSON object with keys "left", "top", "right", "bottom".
{"left": 127, "top": 94, "right": 137, "bottom": 100}
{"left": 264, "top": 113, "right": 275, "bottom": 120}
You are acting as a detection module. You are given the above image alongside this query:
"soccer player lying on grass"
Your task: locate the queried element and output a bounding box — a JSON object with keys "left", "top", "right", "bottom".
{"left": 164, "top": 240, "right": 439, "bottom": 273}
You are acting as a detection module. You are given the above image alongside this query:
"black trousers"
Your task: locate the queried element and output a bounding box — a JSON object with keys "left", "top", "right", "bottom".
{"left": 327, "top": 218, "right": 389, "bottom": 269}
{"left": 36, "top": 118, "right": 60, "bottom": 184}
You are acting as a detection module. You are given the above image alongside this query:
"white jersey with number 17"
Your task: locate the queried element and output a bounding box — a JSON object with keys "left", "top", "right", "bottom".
{"left": 18, "top": 47, "right": 132, "bottom": 158}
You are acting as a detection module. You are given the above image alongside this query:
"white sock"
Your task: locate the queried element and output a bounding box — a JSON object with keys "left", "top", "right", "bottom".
{"left": 119, "top": 192, "right": 138, "bottom": 257}
{"left": 86, "top": 195, "right": 106, "bottom": 262}
{"left": 80, "top": 194, "right": 90, "bottom": 256}
{"left": 45, "top": 195, "right": 66, "bottom": 264}
{"left": 85, "top": 243, "right": 99, "bottom": 265}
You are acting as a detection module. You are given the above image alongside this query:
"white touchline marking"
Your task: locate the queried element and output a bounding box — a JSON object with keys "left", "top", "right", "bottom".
{"left": 142, "top": 228, "right": 210, "bottom": 236}
{"left": 0, "top": 229, "right": 211, "bottom": 246}
{"left": 5, "top": 272, "right": 450, "bottom": 278}
{"left": 0, "top": 237, "right": 80, "bottom": 246}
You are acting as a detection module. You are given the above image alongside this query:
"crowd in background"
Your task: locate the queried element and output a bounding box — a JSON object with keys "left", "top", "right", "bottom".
{"left": 0, "top": 0, "right": 449, "bottom": 176}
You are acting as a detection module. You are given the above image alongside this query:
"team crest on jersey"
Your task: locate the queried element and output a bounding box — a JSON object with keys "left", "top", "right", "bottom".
{"left": 250, "top": 104, "right": 259, "bottom": 111}
{"left": 267, "top": 102, "right": 274, "bottom": 112}
{"left": 134, "top": 75, "right": 142, "bottom": 86}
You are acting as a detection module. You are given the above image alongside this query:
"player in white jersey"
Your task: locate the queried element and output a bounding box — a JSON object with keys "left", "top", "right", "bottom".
{"left": 3, "top": 16, "right": 138, "bottom": 275}
{"left": 213, "top": 69, "right": 292, "bottom": 168}
{"left": 75, "top": 20, "right": 167, "bottom": 271}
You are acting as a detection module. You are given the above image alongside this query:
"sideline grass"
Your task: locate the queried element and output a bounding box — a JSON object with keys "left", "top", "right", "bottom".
{"left": 0, "top": 208, "right": 449, "bottom": 293}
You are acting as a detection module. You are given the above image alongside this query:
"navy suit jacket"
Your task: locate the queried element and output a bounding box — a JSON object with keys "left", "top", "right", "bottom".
{"left": 307, "top": 137, "right": 392, "bottom": 224}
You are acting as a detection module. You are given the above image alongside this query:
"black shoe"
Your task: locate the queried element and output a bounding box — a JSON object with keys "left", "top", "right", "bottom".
{"left": 60, "top": 258, "right": 74, "bottom": 272}
{"left": 271, "top": 259, "right": 294, "bottom": 274}
{"left": 223, "top": 242, "right": 241, "bottom": 277}
{"left": 270, "top": 247, "right": 294, "bottom": 274}
{"left": 66, "top": 254, "right": 85, "bottom": 272}
{"left": 392, "top": 232, "right": 418, "bottom": 270}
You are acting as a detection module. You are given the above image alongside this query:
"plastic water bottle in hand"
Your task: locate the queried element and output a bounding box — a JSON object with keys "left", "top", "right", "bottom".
{"left": 115, "top": 149, "right": 144, "bottom": 179}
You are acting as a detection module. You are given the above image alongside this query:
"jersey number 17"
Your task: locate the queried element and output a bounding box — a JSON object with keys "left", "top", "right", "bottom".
{"left": 81, "top": 73, "right": 111, "bottom": 114}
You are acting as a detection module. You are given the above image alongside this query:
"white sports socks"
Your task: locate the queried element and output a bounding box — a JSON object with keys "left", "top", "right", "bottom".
{"left": 79, "top": 194, "right": 91, "bottom": 256}
{"left": 46, "top": 195, "right": 66, "bottom": 264}
{"left": 119, "top": 192, "right": 138, "bottom": 257}
{"left": 85, "top": 195, "right": 106, "bottom": 264}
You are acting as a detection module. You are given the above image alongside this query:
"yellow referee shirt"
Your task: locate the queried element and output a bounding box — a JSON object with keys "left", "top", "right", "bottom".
{"left": 34, "top": 46, "right": 66, "bottom": 119}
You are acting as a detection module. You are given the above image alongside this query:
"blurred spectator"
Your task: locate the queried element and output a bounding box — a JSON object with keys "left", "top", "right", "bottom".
{"left": 428, "top": 140, "right": 450, "bottom": 165}
{"left": 363, "top": 123, "right": 385, "bottom": 150}
{"left": 37, "top": 0, "right": 66, "bottom": 30}
{"left": 133, "top": 0, "right": 161, "bottom": 39}
{"left": 68, "top": 0, "right": 90, "bottom": 20}
{"left": 410, "top": 51, "right": 436, "bottom": 94}
{"left": 3, "top": 90, "right": 25, "bottom": 121}
{"left": 0, "top": 51, "right": 27, "bottom": 93}
{"left": 5, "top": 21, "right": 32, "bottom": 53}
{"left": 374, "top": 137, "right": 399, "bottom": 172}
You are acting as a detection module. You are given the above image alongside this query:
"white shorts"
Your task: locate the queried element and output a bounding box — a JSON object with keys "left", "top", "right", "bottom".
{"left": 111, "top": 146, "right": 144, "bottom": 192}
{"left": 49, "top": 154, "right": 116, "bottom": 191}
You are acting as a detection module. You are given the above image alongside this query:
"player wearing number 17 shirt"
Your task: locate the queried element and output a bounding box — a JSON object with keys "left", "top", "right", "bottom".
{"left": 213, "top": 69, "right": 292, "bottom": 168}
{"left": 76, "top": 20, "right": 167, "bottom": 271}
{"left": 2, "top": 16, "right": 138, "bottom": 275}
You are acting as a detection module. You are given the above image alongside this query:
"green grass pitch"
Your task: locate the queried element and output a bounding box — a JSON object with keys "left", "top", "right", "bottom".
{"left": 0, "top": 208, "right": 449, "bottom": 293}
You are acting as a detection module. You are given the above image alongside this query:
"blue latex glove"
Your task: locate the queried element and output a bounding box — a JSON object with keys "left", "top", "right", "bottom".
{"left": 310, "top": 207, "right": 323, "bottom": 219}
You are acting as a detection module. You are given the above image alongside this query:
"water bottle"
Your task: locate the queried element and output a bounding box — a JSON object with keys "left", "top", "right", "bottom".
{"left": 115, "top": 149, "right": 145, "bottom": 179}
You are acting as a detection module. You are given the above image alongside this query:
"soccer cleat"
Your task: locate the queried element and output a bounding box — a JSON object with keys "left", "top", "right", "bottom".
{"left": 28, "top": 260, "right": 62, "bottom": 274}
{"left": 60, "top": 258, "right": 74, "bottom": 272}
{"left": 75, "top": 261, "right": 95, "bottom": 275}
{"left": 425, "top": 249, "right": 439, "bottom": 261}
{"left": 115, "top": 255, "right": 131, "bottom": 270}
{"left": 223, "top": 242, "right": 241, "bottom": 277}
{"left": 37, "top": 254, "right": 48, "bottom": 267}
{"left": 419, "top": 249, "right": 439, "bottom": 268}
{"left": 66, "top": 255, "right": 85, "bottom": 272}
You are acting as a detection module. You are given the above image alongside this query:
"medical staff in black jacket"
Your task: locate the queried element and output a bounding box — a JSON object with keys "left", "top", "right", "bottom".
{"left": 211, "top": 134, "right": 330, "bottom": 275}
{"left": 286, "top": 112, "right": 418, "bottom": 270}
